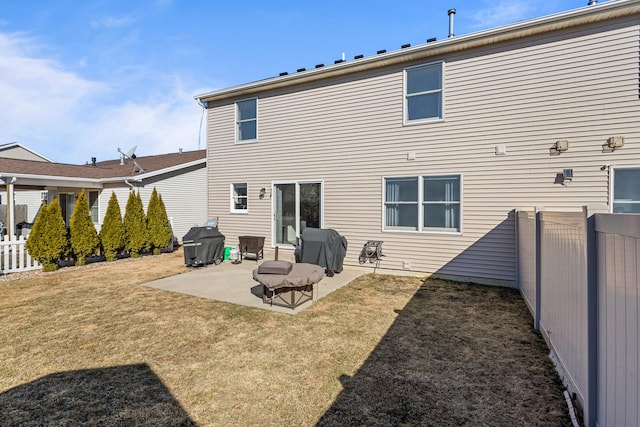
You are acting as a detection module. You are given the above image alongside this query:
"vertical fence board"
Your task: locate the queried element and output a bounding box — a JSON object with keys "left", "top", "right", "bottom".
{"left": 537, "top": 211, "right": 589, "bottom": 411}
{"left": 516, "top": 211, "right": 537, "bottom": 320}
{"left": 595, "top": 213, "right": 640, "bottom": 427}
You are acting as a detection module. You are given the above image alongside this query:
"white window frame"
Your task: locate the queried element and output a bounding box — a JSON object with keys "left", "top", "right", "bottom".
{"left": 403, "top": 61, "right": 444, "bottom": 125}
{"left": 610, "top": 166, "right": 640, "bottom": 213}
{"left": 88, "top": 190, "right": 99, "bottom": 223}
{"left": 230, "top": 183, "right": 248, "bottom": 214}
{"left": 382, "top": 174, "right": 462, "bottom": 234}
{"left": 235, "top": 98, "right": 258, "bottom": 143}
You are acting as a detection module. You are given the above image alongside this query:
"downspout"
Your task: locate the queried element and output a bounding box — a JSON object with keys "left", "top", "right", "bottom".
{"left": 124, "top": 179, "right": 136, "bottom": 191}
{"left": 196, "top": 99, "right": 208, "bottom": 151}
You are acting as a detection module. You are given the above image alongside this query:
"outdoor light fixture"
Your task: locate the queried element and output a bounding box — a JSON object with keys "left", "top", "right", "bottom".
{"left": 607, "top": 136, "right": 624, "bottom": 150}
{"left": 259, "top": 188, "right": 266, "bottom": 199}
{"left": 555, "top": 140, "right": 569, "bottom": 152}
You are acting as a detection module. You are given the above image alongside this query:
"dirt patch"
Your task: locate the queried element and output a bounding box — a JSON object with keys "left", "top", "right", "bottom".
{"left": 317, "top": 277, "right": 571, "bottom": 426}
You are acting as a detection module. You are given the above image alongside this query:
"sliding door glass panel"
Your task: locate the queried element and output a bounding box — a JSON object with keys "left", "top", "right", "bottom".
{"left": 274, "top": 183, "right": 296, "bottom": 245}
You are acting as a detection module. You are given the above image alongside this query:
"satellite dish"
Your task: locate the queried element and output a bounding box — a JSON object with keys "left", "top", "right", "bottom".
{"left": 116, "top": 145, "right": 144, "bottom": 173}
{"left": 126, "top": 145, "right": 137, "bottom": 159}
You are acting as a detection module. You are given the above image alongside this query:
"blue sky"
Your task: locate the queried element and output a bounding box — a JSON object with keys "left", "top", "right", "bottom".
{"left": 1, "top": 0, "right": 594, "bottom": 164}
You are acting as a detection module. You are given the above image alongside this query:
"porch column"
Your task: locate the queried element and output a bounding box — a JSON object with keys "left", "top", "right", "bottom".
{"left": 2, "top": 177, "right": 16, "bottom": 239}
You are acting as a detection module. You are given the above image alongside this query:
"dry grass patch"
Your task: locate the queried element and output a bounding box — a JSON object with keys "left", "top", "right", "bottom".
{"left": 0, "top": 250, "right": 570, "bottom": 426}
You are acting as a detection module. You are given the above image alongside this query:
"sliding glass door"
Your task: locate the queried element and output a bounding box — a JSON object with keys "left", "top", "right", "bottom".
{"left": 273, "top": 182, "right": 322, "bottom": 245}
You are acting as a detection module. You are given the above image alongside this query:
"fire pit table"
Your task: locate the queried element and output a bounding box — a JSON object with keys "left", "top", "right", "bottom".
{"left": 253, "top": 261, "right": 325, "bottom": 309}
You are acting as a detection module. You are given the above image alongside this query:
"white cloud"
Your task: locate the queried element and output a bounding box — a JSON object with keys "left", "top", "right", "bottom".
{"left": 470, "top": 0, "right": 535, "bottom": 29}
{"left": 0, "top": 32, "right": 205, "bottom": 164}
{"left": 90, "top": 16, "right": 135, "bottom": 29}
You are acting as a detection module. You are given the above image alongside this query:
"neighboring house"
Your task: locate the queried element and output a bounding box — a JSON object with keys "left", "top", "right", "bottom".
{"left": 194, "top": 0, "right": 640, "bottom": 286}
{"left": 0, "top": 142, "right": 54, "bottom": 163}
{"left": 0, "top": 149, "right": 207, "bottom": 242}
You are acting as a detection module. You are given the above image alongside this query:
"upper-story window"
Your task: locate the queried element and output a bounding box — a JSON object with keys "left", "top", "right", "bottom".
{"left": 612, "top": 167, "right": 640, "bottom": 213}
{"left": 404, "top": 62, "right": 443, "bottom": 123}
{"left": 236, "top": 98, "right": 257, "bottom": 142}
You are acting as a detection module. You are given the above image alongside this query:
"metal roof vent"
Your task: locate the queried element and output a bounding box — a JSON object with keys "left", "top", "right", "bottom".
{"left": 588, "top": 0, "right": 597, "bottom": 4}
{"left": 448, "top": 8, "right": 456, "bottom": 38}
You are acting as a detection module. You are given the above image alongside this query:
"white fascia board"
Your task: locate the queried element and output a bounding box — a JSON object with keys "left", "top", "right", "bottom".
{"left": 0, "top": 173, "right": 102, "bottom": 189}
{"left": 194, "top": 0, "right": 640, "bottom": 103}
{"left": 98, "top": 158, "right": 206, "bottom": 183}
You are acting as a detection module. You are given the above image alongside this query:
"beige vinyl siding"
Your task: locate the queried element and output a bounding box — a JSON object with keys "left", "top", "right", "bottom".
{"left": 0, "top": 146, "right": 50, "bottom": 162}
{"left": 138, "top": 165, "right": 207, "bottom": 242}
{"left": 206, "top": 16, "right": 640, "bottom": 284}
{"left": 13, "top": 190, "right": 46, "bottom": 223}
{"left": 101, "top": 165, "right": 206, "bottom": 243}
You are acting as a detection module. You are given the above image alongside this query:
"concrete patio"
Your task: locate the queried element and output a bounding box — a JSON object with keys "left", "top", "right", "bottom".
{"left": 144, "top": 258, "right": 365, "bottom": 315}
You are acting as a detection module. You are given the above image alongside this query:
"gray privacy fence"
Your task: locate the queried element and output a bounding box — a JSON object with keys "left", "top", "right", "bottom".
{"left": 516, "top": 210, "right": 639, "bottom": 427}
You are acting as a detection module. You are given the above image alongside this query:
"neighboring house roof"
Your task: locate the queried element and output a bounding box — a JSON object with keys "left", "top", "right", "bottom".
{"left": 0, "top": 142, "right": 54, "bottom": 162}
{"left": 0, "top": 150, "right": 206, "bottom": 187}
{"left": 195, "top": 0, "right": 640, "bottom": 103}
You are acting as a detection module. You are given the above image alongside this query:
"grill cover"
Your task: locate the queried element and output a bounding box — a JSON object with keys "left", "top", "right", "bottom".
{"left": 182, "top": 226, "right": 225, "bottom": 267}
{"left": 300, "top": 228, "right": 347, "bottom": 276}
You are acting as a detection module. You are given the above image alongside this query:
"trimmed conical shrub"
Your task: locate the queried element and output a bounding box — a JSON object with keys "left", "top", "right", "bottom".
{"left": 124, "top": 190, "right": 148, "bottom": 258}
{"left": 100, "top": 192, "right": 126, "bottom": 262}
{"left": 25, "top": 197, "right": 68, "bottom": 272}
{"left": 147, "top": 188, "right": 173, "bottom": 255}
{"left": 69, "top": 190, "right": 100, "bottom": 266}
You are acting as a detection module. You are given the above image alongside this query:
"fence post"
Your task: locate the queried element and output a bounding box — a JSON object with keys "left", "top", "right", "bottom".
{"left": 534, "top": 210, "right": 542, "bottom": 331}
{"left": 585, "top": 210, "right": 598, "bottom": 427}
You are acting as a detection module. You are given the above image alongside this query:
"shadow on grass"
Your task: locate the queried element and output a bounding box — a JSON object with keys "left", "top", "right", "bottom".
{"left": 0, "top": 363, "right": 196, "bottom": 426}
{"left": 316, "top": 279, "right": 571, "bottom": 426}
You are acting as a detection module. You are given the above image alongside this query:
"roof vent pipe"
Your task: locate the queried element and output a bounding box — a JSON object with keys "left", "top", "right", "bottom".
{"left": 91, "top": 157, "right": 96, "bottom": 166}
{"left": 448, "top": 8, "right": 456, "bottom": 38}
{"left": 120, "top": 153, "right": 125, "bottom": 165}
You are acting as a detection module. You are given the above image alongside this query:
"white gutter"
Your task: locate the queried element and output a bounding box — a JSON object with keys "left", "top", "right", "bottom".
{"left": 99, "top": 158, "right": 206, "bottom": 183}
{"left": 0, "top": 157, "right": 206, "bottom": 187}
{"left": 195, "top": 0, "right": 640, "bottom": 103}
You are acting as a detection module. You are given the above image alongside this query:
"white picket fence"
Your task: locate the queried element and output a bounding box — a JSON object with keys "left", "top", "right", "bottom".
{"left": 0, "top": 235, "right": 42, "bottom": 274}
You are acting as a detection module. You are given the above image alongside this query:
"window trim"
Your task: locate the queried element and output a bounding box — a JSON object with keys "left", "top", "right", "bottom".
{"left": 403, "top": 61, "right": 445, "bottom": 125}
{"left": 382, "top": 174, "right": 462, "bottom": 234}
{"left": 230, "top": 182, "right": 249, "bottom": 214}
{"left": 235, "top": 97, "right": 258, "bottom": 144}
{"left": 610, "top": 166, "right": 640, "bottom": 213}
{"left": 88, "top": 190, "right": 99, "bottom": 223}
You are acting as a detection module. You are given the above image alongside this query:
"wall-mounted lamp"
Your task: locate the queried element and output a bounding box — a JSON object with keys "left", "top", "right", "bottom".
{"left": 607, "top": 136, "right": 624, "bottom": 150}
{"left": 555, "top": 140, "right": 569, "bottom": 152}
{"left": 259, "top": 188, "right": 266, "bottom": 199}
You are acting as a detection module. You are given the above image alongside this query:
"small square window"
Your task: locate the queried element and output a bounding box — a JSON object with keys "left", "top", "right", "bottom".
{"left": 231, "top": 183, "right": 248, "bottom": 213}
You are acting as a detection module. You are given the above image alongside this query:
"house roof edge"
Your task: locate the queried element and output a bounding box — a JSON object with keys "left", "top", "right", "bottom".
{"left": 194, "top": 0, "right": 640, "bottom": 103}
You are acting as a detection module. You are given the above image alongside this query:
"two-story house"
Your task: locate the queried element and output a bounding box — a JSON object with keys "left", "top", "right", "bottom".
{"left": 195, "top": 0, "right": 640, "bottom": 286}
